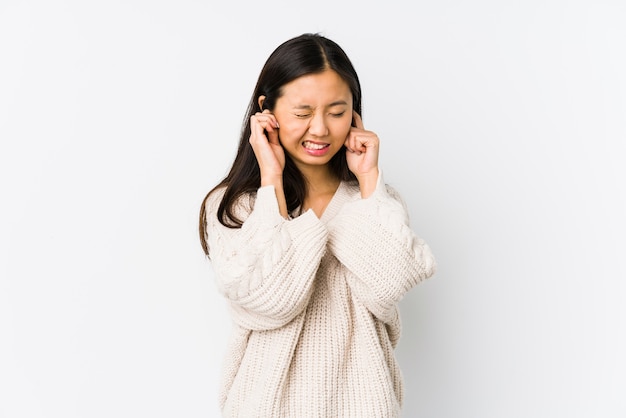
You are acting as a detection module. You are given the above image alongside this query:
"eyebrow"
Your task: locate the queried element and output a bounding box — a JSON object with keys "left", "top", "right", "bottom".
{"left": 293, "top": 100, "right": 349, "bottom": 110}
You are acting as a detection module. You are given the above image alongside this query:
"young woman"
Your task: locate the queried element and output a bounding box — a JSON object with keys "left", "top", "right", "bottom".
{"left": 199, "top": 33, "right": 436, "bottom": 417}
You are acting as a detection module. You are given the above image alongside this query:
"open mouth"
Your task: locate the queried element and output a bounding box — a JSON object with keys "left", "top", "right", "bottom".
{"left": 303, "top": 141, "right": 329, "bottom": 150}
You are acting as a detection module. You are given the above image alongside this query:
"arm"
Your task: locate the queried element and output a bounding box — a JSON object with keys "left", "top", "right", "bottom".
{"left": 327, "top": 173, "right": 436, "bottom": 322}
{"left": 205, "top": 186, "right": 328, "bottom": 330}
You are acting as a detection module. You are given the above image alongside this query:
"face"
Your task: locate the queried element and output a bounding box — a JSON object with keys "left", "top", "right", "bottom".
{"left": 269, "top": 70, "right": 353, "bottom": 172}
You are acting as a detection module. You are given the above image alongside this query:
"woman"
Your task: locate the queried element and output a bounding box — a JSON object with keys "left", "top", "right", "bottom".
{"left": 199, "top": 33, "right": 436, "bottom": 417}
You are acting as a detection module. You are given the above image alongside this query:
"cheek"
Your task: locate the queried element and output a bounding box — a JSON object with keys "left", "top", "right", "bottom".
{"left": 277, "top": 121, "right": 308, "bottom": 142}
{"left": 331, "top": 119, "right": 352, "bottom": 138}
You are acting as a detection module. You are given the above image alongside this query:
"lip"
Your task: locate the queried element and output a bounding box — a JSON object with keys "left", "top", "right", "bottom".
{"left": 302, "top": 140, "right": 331, "bottom": 156}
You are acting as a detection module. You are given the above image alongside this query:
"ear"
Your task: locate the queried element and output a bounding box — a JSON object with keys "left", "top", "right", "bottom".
{"left": 258, "top": 95, "right": 266, "bottom": 111}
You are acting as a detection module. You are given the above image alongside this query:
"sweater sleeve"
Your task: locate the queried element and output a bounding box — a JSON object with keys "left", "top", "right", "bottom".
{"left": 204, "top": 186, "right": 328, "bottom": 331}
{"left": 327, "top": 173, "right": 436, "bottom": 323}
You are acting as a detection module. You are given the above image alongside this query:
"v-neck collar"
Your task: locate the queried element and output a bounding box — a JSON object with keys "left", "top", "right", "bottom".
{"left": 289, "top": 181, "right": 358, "bottom": 223}
{"left": 319, "top": 181, "right": 355, "bottom": 224}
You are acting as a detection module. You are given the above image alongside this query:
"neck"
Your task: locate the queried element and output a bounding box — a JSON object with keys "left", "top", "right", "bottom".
{"left": 298, "top": 165, "right": 340, "bottom": 195}
{"left": 295, "top": 164, "right": 341, "bottom": 218}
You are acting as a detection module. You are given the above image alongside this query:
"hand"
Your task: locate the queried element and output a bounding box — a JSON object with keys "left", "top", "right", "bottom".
{"left": 249, "top": 110, "right": 285, "bottom": 183}
{"left": 345, "top": 111, "right": 380, "bottom": 197}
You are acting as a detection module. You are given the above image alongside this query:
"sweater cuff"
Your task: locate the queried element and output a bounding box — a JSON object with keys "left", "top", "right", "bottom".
{"left": 253, "top": 185, "right": 285, "bottom": 221}
{"left": 286, "top": 209, "right": 327, "bottom": 237}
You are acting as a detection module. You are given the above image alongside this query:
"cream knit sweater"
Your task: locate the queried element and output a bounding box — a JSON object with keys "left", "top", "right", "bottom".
{"left": 204, "top": 173, "right": 436, "bottom": 418}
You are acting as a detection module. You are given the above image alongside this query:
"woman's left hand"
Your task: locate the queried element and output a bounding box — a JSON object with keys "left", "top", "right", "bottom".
{"left": 345, "top": 111, "right": 380, "bottom": 197}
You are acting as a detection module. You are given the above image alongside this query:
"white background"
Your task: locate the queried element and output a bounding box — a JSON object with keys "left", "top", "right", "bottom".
{"left": 1, "top": 0, "right": 625, "bottom": 417}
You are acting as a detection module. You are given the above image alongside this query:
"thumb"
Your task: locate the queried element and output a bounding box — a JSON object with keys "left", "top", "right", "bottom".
{"left": 266, "top": 124, "right": 280, "bottom": 146}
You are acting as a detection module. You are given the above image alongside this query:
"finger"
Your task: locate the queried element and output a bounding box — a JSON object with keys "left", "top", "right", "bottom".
{"left": 251, "top": 115, "right": 279, "bottom": 140}
{"left": 344, "top": 135, "right": 362, "bottom": 155}
{"left": 348, "top": 131, "right": 370, "bottom": 149}
{"left": 343, "top": 136, "right": 354, "bottom": 153}
{"left": 250, "top": 115, "right": 268, "bottom": 139}
{"left": 252, "top": 116, "right": 279, "bottom": 129}
{"left": 261, "top": 109, "right": 280, "bottom": 128}
{"left": 345, "top": 127, "right": 361, "bottom": 153}
{"left": 260, "top": 110, "right": 280, "bottom": 140}
{"left": 352, "top": 110, "right": 364, "bottom": 129}
{"left": 250, "top": 123, "right": 271, "bottom": 151}
{"left": 267, "top": 124, "right": 280, "bottom": 145}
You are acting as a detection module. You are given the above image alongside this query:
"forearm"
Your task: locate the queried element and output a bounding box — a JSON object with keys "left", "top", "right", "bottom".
{"left": 328, "top": 176, "right": 436, "bottom": 320}
{"left": 206, "top": 186, "right": 328, "bottom": 329}
{"left": 261, "top": 174, "right": 289, "bottom": 219}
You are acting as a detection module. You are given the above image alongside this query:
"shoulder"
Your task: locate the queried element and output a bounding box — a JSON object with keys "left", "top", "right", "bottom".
{"left": 204, "top": 185, "right": 257, "bottom": 224}
{"left": 382, "top": 183, "right": 407, "bottom": 205}
{"left": 341, "top": 179, "right": 361, "bottom": 199}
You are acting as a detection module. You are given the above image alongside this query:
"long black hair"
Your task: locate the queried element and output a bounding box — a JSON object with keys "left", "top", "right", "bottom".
{"left": 199, "top": 33, "right": 362, "bottom": 256}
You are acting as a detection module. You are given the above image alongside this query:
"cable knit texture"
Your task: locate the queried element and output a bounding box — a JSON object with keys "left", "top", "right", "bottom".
{"left": 204, "top": 173, "right": 436, "bottom": 417}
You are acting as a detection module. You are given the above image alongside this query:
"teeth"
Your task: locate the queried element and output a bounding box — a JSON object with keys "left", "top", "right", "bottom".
{"left": 303, "top": 141, "right": 327, "bottom": 150}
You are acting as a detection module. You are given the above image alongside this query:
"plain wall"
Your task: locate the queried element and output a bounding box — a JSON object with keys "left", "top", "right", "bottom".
{"left": 1, "top": 0, "right": 625, "bottom": 417}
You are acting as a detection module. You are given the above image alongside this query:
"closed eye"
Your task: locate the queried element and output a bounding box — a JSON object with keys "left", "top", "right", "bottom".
{"left": 331, "top": 111, "right": 346, "bottom": 118}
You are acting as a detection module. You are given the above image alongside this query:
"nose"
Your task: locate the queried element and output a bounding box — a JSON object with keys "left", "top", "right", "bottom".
{"left": 308, "top": 113, "right": 329, "bottom": 137}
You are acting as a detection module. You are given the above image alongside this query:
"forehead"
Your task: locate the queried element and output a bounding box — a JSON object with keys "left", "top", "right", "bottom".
{"left": 278, "top": 70, "right": 352, "bottom": 106}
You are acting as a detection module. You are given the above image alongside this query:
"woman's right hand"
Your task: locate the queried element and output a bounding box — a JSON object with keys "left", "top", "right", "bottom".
{"left": 249, "top": 110, "right": 285, "bottom": 183}
{"left": 249, "top": 110, "right": 289, "bottom": 218}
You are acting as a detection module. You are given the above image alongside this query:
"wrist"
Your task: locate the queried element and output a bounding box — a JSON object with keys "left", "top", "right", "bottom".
{"left": 356, "top": 169, "right": 379, "bottom": 198}
{"left": 260, "top": 172, "right": 283, "bottom": 188}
